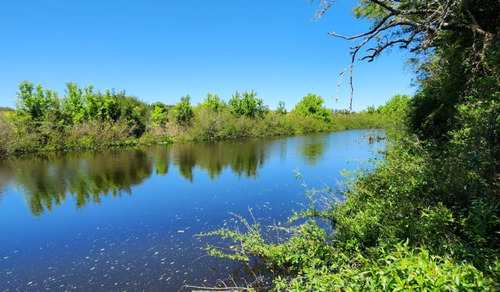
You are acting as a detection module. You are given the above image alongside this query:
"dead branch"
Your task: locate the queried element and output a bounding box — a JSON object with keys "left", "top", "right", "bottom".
{"left": 317, "top": 0, "right": 497, "bottom": 110}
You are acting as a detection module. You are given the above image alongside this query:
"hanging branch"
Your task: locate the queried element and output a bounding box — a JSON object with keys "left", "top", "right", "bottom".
{"left": 315, "top": 0, "right": 496, "bottom": 111}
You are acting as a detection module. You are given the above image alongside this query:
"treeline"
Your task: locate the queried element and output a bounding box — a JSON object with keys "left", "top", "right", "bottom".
{"left": 0, "top": 80, "right": 394, "bottom": 156}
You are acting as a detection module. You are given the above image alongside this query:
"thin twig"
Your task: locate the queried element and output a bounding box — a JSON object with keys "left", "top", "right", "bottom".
{"left": 248, "top": 205, "right": 257, "bottom": 226}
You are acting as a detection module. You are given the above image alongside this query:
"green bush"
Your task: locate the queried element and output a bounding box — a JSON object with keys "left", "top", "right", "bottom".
{"left": 174, "top": 95, "right": 194, "bottom": 126}
{"left": 228, "top": 90, "right": 268, "bottom": 118}
{"left": 188, "top": 107, "right": 237, "bottom": 140}
{"left": 0, "top": 114, "right": 15, "bottom": 155}
{"left": 293, "top": 93, "right": 333, "bottom": 123}
{"left": 199, "top": 93, "right": 226, "bottom": 112}
{"left": 150, "top": 102, "right": 170, "bottom": 126}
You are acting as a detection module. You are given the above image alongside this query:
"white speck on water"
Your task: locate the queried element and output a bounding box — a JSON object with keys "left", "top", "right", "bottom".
{"left": 177, "top": 230, "right": 184, "bottom": 233}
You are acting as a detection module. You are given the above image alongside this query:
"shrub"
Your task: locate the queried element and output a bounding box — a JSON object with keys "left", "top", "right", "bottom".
{"left": 174, "top": 95, "right": 194, "bottom": 126}
{"left": 228, "top": 90, "right": 268, "bottom": 118}
{"left": 150, "top": 102, "right": 170, "bottom": 126}
{"left": 293, "top": 93, "right": 333, "bottom": 122}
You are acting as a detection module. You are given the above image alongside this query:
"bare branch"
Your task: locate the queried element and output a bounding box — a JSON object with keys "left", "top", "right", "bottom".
{"left": 248, "top": 205, "right": 257, "bottom": 226}
{"left": 328, "top": 14, "right": 393, "bottom": 40}
{"left": 313, "top": 0, "right": 335, "bottom": 20}
{"left": 320, "top": 0, "right": 495, "bottom": 110}
{"left": 361, "top": 30, "right": 419, "bottom": 62}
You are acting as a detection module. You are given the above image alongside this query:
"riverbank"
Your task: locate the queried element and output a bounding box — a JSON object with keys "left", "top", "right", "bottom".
{"left": 0, "top": 82, "right": 397, "bottom": 158}
{"left": 0, "top": 110, "right": 387, "bottom": 158}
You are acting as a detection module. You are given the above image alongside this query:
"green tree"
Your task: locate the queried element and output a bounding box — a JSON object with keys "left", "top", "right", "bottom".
{"left": 82, "top": 85, "right": 97, "bottom": 120}
{"left": 174, "top": 95, "right": 194, "bottom": 126}
{"left": 150, "top": 102, "right": 169, "bottom": 126}
{"left": 276, "top": 101, "right": 287, "bottom": 115}
{"left": 15, "top": 80, "right": 58, "bottom": 120}
{"left": 114, "top": 93, "right": 150, "bottom": 137}
{"left": 62, "top": 82, "right": 85, "bottom": 125}
{"left": 228, "top": 90, "right": 268, "bottom": 118}
{"left": 366, "top": 105, "right": 376, "bottom": 114}
{"left": 377, "top": 94, "right": 410, "bottom": 117}
{"left": 200, "top": 93, "right": 225, "bottom": 112}
{"left": 293, "top": 93, "right": 332, "bottom": 122}
{"left": 89, "top": 89, "right": 119, "bottom": 122}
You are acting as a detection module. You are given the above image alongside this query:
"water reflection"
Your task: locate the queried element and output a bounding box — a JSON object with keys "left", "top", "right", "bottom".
{"left": 0, "top": 150, "right": 153, "bottom": 216}
{"left": 171, "top": 139, "right": 271, "bottom": 181}
{"left": 0, "top": 130, "right": 384, "bottom": 291}
{"left": 0, "top": 135, "right": 322, "bottom": 217}
{"left": 297, "top": 134, "right": 327, "bottom": 165}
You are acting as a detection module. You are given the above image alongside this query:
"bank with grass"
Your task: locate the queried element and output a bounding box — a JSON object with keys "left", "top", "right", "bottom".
{"left": 0, "top": 83, "right": 396, "bottom": 157}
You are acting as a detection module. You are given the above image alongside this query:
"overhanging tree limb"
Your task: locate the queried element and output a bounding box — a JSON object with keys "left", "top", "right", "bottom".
{"left": 314, "top": 0, "right": 498, "bottom": 111}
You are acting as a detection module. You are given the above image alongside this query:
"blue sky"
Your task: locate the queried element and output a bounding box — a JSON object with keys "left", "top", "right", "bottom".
{"left": 0, "top": 0, "right": 415, "bottom": 111}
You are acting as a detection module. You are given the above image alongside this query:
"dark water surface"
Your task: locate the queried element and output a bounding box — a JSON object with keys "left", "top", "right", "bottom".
{"left": 0, "top": 130, "right": 383, "bottom": 291}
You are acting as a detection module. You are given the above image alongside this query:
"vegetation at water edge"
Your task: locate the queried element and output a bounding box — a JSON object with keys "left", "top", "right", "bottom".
{"left": 0, "top": 84, "right": 392, "bottom": 157}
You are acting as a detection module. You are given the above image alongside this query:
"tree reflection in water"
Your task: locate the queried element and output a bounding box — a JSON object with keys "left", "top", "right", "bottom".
{"left": 0, "top": 135, "right": 317, "bottom": 217}
{"left": 297, "top": 134, "right": 328, "bottom": 166}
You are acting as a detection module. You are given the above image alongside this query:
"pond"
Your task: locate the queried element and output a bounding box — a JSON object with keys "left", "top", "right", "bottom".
{"left": 0, "top": 129, "right": 384, "bottom": 291}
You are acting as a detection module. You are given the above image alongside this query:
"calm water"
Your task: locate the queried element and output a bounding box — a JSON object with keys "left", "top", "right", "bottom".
{"left": 0, "top": 130, "right": 383, "bottom": 291}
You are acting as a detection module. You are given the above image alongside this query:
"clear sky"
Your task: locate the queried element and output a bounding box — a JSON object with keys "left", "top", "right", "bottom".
{"left": 0, "top": 0, "right": 415, "bottom": 111}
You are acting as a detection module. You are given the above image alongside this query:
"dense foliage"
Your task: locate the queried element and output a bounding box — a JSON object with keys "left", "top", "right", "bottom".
{"left": 197, "top": 0, "right": 499, "bottom": 290}
{"left": 292, "top": 93, "right": 333, "bottom": 122}
{"left": 0, "top": 85, "right": 386, "bottom": 157}
{"left": 228, "top": 90, "right": 269, "bottom": 118}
